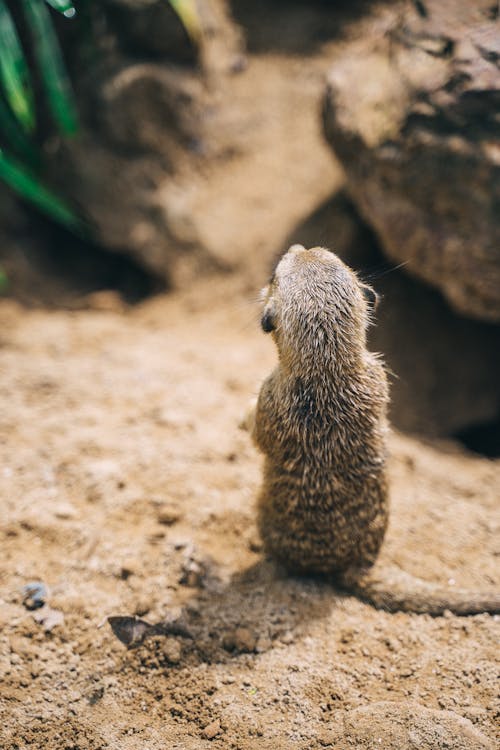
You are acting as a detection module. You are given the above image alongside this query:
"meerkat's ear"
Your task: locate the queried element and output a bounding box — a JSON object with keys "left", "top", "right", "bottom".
{"left": 360, "top": 283, "right": 380, "bottom": 311}
{"left": 261, "top": 300, "right": 277, "bottom": 333}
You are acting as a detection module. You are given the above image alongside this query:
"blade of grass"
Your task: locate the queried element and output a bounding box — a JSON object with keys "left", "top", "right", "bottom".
{"left": 44, "top": 1, "right": 76, "bottom": 18}
{"left": 0, "top": 148, "right": 82, "bottom": 231}
{"left": 168, "top": 0, "right": 202, "bottom": 43}
{"left": 0, "top": 267, "right": 7, "bottom": 294}
{"left": 0, "top": 0, "right": 35, "bottom": 133}
{"left": 0, "top": 95, "right": 39, "bottom": 166}
{"left": 22, "top": 0, "right": 78, "bottom": 136}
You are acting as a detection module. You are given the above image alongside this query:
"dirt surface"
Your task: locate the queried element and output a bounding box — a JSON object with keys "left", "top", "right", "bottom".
{"left": 0, "top": 271, "right": 499, "bottom": 749}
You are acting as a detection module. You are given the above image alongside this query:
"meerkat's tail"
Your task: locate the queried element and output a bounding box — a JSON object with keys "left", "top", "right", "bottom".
{"left": 339, "top": 565, "right": 500, "bottom": 616}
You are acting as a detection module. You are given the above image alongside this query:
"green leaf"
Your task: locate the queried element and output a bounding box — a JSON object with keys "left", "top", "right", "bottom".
{"left": 168, "top": 0, "right": 202, "bottom": 43}
{"left": 0, "top": 95, "right": 39, "bottom": 167}
{"left": 0, "top": 148, "right": 82, "bottom": 231}
{"left": 0, "top": 0, "right": 35, "bottom": 132}
{"left": 0, "top": 266, "right": 8, "bottom": 294}
{"left": 44, "top": 0, "right": 76, "bottom": 18}
{"left": 22, "top": 0, "right": 78, "bottom": 135}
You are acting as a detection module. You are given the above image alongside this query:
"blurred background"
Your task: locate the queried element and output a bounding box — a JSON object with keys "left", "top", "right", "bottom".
{"left": 1, "top": 0, "right": 499, "bottom": 453}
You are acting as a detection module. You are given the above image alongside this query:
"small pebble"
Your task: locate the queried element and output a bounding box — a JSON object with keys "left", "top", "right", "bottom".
{"left": 22, "top": 582, "right": 48, "bottom": 610}
{"left": 162, "top": 638, "right": 182, "bottom": 665}
{"left": 156, "top": 505, "right": 183, "bottom": 526}
{"left": 134, "top": 598, "right": 152, "bottom": 617}
{"left": 53, "top": 502, "right": 78, "bottom": 520}
{"left": 201, "top": 719, "right": 221, "bottom": 740}
{"left": 223, "top": 627, "right": 257, "bottom": 653}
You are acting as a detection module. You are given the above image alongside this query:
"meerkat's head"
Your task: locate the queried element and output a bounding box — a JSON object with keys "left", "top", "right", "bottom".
{"left": 260, "top": 245, "right": 378, "bottom": 366}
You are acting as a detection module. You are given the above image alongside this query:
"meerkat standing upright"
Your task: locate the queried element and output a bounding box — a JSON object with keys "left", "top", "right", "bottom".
{"left": 247, "top": 244, "right": 500, "bottom": 615}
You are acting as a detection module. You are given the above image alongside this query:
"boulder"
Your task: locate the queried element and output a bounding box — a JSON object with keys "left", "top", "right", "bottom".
{"left": 283, "top": 191, "right": 500, "bottom": 438}
{"left": 323, "top": 0, "right": 500, "bottom": 322}
{"left": 48, "top": 0, "right": 340, "bottom": 285}
{"left": 48, "top": 0, "right": 246, "bottom": 285}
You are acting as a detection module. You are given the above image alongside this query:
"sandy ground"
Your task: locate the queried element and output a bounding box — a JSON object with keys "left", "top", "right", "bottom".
{"left": 0, "top": 273, "right": 499, "bottom": 749}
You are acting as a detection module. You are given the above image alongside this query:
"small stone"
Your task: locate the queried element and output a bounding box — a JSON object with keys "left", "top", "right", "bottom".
{"left": 53, "top": 502, "right": 78, "bottom": 520}
{"left": 179, "top": 554, "right": 207, "bottom": 588}
{"left": 119, "top": 558, "right": 141, "bottom": 579}
{"left": 339, "top": 628, "right": 355, "bottom": 644}
{"left": 255, "top": 635, "right": 272, "bottom": 653}
{"left": 162, "top": 638, "right": 182, "bottom": 665}
{"left": 280, "top": 631, "right": 295, "bottom": 645}
{"left": 318, "top": 730, "right": 337, "bottom": 747}
{"left": 223, "top": 627, "right": 257, "bottom": 653}
{"left": 201, "top": 719, "right": 221, "bottom": 740}
{"left": 156, "top": 505, "right": 183, "bottom": 526}
{"left": 22, "top": 581, "right": 48, "bottom": 610}
{"left": 399, "top": 667, "right": 414, "bottom": 677}
{"left": 384, "top": 637, "right": 398, "bottom": 652}
{"left": 87, "top": 686, "right": 105, "bottom": 705}
{"left": 134, "top": 598, "right": 152, "bottom": 617}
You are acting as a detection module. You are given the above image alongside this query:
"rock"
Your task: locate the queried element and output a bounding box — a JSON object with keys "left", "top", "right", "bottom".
{"left": 201, "top": 719, "right": 221, "bottom": 740}
{"left": 162, "top": 638, "right": 182, "bottom": 665}
{"left": 323, "top": 0, "right": 500, "bottom": 322}
{"left": 285, "top": 191, "right": 500, "bottom": 437}
{"left": 46, "top": 0, "right": 245, "bottom": 286}
{"left": 179, "top": 548, "right": 211, "bottom": 587}
{"left": 35, "top": 0, "right": 341, "bottom": 289}
{"left": 53, "top": 502, "right": 78, "bottom": 520}
{"left": 22, "top": 582, "right": 48, "bottom": 611}
{"left": 326, "top": 701, "right": 493, "bottom": 749}
{"left": 133, "top": 597, "right": 153, "bottom": 617}
{"left": 156, "top": 504, "right": 183, "bottom": 526}
{"left": 222, "top": 626, "right": 257, "bottom": 653}
{"left": 107, "top": 616, "right": 152, "bottom": 648}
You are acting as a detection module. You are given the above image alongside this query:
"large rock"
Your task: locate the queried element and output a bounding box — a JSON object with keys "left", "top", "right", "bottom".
{"left": 323, "top": 0, "right": 500, "bottom": 322}
{"left": 282, "top": 191, "right": 500, "bottom": 438}
{"left": 49, "top": 0, "right": 246, "bottom": 285}
{"left": 48, "top": 0, "right": 340, "bottom": 286}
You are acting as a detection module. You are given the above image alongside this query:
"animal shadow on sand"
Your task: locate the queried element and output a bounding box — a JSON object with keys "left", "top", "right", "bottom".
{"left": 112, "top": 558, "right": 340, "bottom": 670}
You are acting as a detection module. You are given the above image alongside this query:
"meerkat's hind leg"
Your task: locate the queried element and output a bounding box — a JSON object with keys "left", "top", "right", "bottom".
{"left": 338, "top": 564, "right": 500, "bottom": 616}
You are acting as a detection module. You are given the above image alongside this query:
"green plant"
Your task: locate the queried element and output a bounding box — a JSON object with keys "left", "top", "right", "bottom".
{"left": 0, "top": 0, "right": 82, "bottom": 229}
{"left": 0, "top": 0, "right": 199, "bottom": 232}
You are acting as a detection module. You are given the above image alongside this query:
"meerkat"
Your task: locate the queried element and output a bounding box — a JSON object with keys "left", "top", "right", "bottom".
{"left": 246, "top": 244, "right": 500, "bottom": 615}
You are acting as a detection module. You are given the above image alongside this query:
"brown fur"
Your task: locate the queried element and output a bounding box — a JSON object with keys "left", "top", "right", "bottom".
{"left": 250, "top": 245, "right": 500, "bottom": 615}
